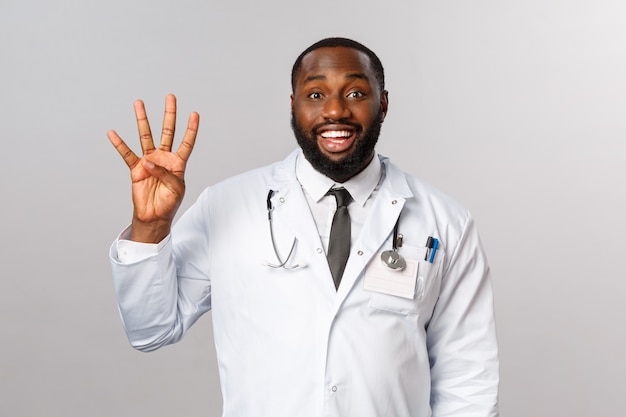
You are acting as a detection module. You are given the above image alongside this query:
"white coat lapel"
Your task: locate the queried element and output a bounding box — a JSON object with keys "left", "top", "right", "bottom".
{"left": 266, "top": 151, "right": 328, "bottom": 272}
{"left": 334, "top": 158, "right": 415, "bottom": 304}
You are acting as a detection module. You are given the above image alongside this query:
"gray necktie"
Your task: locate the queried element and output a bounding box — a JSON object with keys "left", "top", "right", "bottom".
{"left": 327, "top": 188, "right": 352, "bottom": 290}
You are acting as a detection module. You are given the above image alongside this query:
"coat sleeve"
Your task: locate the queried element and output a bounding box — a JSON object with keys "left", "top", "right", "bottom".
{"left": 426, "top": 214, "right": 500, "bottom": 417}
{"left": 109, "top": 190, "right": 213, "bottom": 352}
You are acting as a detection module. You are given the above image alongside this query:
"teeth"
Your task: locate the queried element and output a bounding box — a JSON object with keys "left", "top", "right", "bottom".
{"left": 320, "top": 130, "right": 351, "bottom": 139}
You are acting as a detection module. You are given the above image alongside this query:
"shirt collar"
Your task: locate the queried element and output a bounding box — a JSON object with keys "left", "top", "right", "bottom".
{"left": 295, "top": 150, "right": 382, "bottom": 207}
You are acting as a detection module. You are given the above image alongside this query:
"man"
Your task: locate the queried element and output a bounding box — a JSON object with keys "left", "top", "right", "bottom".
{"left": 108, "top": 38, "right": 499, "bottom": 417}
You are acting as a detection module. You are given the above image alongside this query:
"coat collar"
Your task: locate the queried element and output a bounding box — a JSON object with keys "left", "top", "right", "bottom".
{"left": 295, "top": 152, "right": 383, "bottom": 207}
{"left": 266, "top": 149, "right": 415, "bottom": 307}
{"left": 268, "top": 149, "right": 413, "bottom": 200}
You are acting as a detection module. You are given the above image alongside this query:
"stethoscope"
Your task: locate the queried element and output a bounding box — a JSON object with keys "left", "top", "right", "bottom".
{"left": 266, "top": 189, "right": 406, "bottom": 271}
{"left": 380, "top": 218, "right": 406, "bottom": 271}
{"left": 266, "top": 190, "right": 300, "bottom": 269}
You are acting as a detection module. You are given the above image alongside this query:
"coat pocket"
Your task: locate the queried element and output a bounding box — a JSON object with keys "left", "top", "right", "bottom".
{"left": 367, "top": 244, "right": 443, "bottom": 315}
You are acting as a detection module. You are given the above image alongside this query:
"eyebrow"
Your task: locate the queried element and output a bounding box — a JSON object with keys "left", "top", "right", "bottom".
{"left": 303, "top": 72, "right": 368, "bottom": 84}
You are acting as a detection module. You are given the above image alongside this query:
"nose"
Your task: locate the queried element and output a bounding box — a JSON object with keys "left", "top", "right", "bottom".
{"left": 321, "top": 94, "right": 351, "bottom": 121}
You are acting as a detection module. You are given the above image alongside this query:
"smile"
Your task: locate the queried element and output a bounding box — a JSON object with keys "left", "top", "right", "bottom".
{"left": 315, "top": 127, "right": 358, "bottom": 154}
{"left": 320, "top": 130, "right": 353, "bottom": 139}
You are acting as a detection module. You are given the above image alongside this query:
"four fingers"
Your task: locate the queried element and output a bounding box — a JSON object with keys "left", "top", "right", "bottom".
{"left": 109, "top": 94, "right": 199, "bottom": 167}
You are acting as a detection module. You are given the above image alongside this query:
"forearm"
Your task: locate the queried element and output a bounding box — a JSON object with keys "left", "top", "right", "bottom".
{"left": 110, "top": 237, "right": 183, "bottom": 351}
{"left": 129, "top": 216, "right": 172, "bottom": 244}
{"left": 110, "top": 192, "right": 213, "bottom": 351}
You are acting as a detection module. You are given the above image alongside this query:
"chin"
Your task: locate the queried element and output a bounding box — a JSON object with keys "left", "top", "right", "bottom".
{"left": 291, "top": 111, "right": 384, "bottom": 182}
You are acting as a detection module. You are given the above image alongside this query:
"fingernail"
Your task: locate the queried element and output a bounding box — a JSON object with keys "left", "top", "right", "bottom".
{"left": 143, "top": 159, "right": 155, "bottom": 169}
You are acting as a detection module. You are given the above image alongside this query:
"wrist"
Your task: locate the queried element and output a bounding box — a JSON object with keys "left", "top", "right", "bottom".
{"left": 129, "top": 217, "right": 172, "bottom": 244}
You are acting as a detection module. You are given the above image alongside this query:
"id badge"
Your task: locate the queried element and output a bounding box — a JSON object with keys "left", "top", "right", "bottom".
{"left": 363, "top": 253, "right": 419, "bottom": 299}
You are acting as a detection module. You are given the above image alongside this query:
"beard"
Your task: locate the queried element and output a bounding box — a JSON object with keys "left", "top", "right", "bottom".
{"left": 291, "top": 110, "right": 384, "bottom": 183}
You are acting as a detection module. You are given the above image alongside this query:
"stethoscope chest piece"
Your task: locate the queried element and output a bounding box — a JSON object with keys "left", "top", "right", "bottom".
{"left": 381, "top": 250, "right": 406, "bottom": 270}
{"left": 381, "top": 219, "right": 406, "bottom": 270}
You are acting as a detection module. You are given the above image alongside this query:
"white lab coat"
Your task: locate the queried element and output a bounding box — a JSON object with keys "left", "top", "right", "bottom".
{"left": 110, "top": 150, "right": 499, "bottom": 417}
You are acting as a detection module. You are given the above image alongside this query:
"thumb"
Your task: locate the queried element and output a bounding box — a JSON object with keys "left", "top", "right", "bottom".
{"left": 142, "top": 159, "right": 156, "bottom": 170}
{"left": 141, "top": 159, "right": 185, "bottom": 195}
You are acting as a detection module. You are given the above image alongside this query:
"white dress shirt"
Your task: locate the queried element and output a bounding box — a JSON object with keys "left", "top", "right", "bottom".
{"left": 295, "top": 151, "right": 382, "bottom": 254}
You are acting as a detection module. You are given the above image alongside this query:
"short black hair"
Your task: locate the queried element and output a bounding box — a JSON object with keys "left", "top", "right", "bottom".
{"left": 291, "top": 37, "right": 385, "bottom": 93}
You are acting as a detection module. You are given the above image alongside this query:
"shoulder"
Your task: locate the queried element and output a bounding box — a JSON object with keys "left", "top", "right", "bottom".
{"left": 382, "top": 156, "right": 471, "bottom": 223}
{"left": 197, "top": 149, "right": 299, "bottom": 203}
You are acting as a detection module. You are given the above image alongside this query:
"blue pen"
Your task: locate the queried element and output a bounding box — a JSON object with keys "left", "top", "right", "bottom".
{"left": 428, "top": 238, "right": 439, "bottom": 263}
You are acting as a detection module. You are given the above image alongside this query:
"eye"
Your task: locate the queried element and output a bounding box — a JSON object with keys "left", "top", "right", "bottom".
{"left": 308, "top": 92, "right": 323, "bottom": 100}
{"left": 347, "top": 91, "right": 365, "bottom": 99}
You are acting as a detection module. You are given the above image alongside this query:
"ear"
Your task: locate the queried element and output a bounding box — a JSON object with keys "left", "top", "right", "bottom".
{"left": 380, "top": 90, "right": 389, "bottom": 121}
{"left": 290, "top": 94, "right": 295, "bottom": 112}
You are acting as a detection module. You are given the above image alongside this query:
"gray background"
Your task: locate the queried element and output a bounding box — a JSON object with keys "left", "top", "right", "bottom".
{"left": 1, "top": 0, "right": 624, "bottom": 416}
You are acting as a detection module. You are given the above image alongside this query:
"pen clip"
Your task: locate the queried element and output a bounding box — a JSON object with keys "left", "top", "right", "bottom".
{"left": 424, "top": 236, "right": 434, "bottom": 261}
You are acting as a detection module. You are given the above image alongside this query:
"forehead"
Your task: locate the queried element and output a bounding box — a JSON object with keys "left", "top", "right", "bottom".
{"left": 296, "top": 47, "right": 375, "bottom": 86}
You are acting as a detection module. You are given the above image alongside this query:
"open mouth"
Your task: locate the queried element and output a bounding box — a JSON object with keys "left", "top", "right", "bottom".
{"left": 317, "top": 126, "right": 357, "bottom": 153}
{"left": 320, "top": 130, "right": 353, "bottom": 139}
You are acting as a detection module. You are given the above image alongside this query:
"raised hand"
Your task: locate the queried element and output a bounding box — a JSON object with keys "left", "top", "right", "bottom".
{"left": 108, "top": 94, "right": 199, "bottom": 243}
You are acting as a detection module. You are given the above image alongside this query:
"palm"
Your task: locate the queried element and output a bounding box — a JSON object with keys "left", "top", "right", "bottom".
{"left": 130, "top": 148, "right": 187, "bottom": 223}
{"left": 108, "top": 94, "right": 199, "bottom": 240}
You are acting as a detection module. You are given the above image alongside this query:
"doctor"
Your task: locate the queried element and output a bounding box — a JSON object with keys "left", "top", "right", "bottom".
{"left": 108, "top": 38, "right": 499, "bottom": 417}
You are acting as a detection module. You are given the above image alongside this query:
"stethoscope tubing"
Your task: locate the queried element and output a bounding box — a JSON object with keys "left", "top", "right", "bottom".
{"left": 266, "top": 189, "right": 406, "bottom": 271}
